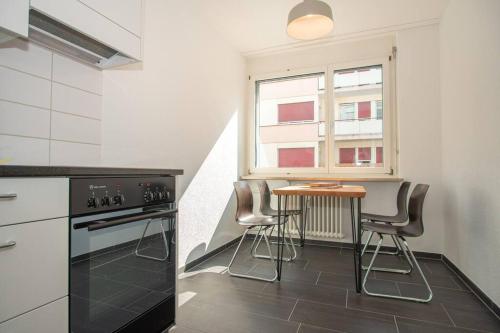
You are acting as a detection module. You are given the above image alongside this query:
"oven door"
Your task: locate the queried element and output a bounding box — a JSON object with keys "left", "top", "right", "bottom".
{"left": 70, "top": 207, "right": 176, "bottom": 333}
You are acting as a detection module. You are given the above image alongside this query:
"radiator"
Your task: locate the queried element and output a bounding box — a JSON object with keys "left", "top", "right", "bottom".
{"left": 283, "top": 196, "right": 344, "bottom": 240}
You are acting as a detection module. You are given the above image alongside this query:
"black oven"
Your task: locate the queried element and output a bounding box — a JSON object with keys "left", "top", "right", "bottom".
{"left": 69, "top": 176, "right": 176, "bottom": 333}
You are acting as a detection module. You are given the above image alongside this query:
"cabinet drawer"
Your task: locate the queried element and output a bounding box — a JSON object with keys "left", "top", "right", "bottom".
{"left": 0, "top": 178, "right": 68, "bottom": 226}
{"left": 0, "top": 218, "right": 68, "bottom": 322}
{"left": 0, "top": 297, "right": 68, "bottom": 333}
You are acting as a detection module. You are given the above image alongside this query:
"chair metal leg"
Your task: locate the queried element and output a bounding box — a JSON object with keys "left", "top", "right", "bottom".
{"left": 228, "top": 228, "right": 277, "bottom": 282}
{"left": 135, "top": 218, "right": 169, "bottom": 262}
{"left": 252, "top": 222, "right": 296, "bottom": 261}
{"left": 362, "top": 233, "right": 433, "bottom": 303}
{"left": 361, "top": 233, "right": 413, "bottom": 274}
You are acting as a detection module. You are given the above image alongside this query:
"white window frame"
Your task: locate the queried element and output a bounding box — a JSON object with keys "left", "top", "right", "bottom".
{"left": 329, "top": 57, "right": 393, "bottom": 174}
{"left": 248, "top": 58, "right": 395, "bottom": 175}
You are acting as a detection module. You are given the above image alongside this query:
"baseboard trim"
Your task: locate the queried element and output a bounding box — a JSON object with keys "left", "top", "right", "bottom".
{"left": 184, "top": 236, "right": 242, "bottom": 272}
{"left": 442, "top": 255, "right": 500, "bottom": 318}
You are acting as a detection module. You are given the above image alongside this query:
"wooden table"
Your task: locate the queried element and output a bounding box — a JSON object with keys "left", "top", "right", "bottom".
{"left": 272, "top": 185, "right": 367, "bottom": 293}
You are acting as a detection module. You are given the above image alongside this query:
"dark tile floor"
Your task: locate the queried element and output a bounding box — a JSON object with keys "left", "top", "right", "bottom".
{"left": 173, "top": 240, "right": 500, "bottom": 333}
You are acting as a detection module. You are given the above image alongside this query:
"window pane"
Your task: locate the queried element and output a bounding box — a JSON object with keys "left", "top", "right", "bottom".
{"left": 256, "top": 73, "right": 325, "bottom": 168}
{"left": 333, "top": 65, "right": 383, "bottom": 167}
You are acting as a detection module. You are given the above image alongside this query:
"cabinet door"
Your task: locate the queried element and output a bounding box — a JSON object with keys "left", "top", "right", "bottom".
{"left": 0, "top": 0, "right": 29, "bottom": 38}
{"left": 0, "top": 297, "right": 68, "bottom": 333}
{"left": 0, "top": 218, "right": 68, "bottom": 323}
{"left": 80, "top": 0, "right": 142, "bottom": 37}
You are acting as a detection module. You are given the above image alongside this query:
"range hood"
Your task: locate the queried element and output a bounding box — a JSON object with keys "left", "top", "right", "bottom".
{"left": 28, "top": 9, "right": 134, "bottom": 69}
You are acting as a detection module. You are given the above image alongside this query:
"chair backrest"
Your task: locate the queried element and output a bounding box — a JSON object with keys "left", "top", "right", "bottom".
{"left": 402, "top": 184, "right": 430, "bottom": 237}
{"left": 395, "top": 181, "right": 412, "bottom": 220}
{"left": 233, "top": 181, "right": 254, "bottom": 221}
{"left": 256, "top": 180, "right": 272, "bottom": 214}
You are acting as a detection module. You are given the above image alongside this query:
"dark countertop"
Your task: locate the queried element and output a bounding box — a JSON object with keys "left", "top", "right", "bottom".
{"left": 0, "top": 165, "right": 184, "bottom": 177}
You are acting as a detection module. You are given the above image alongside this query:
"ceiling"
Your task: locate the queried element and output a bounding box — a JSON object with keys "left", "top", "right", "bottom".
{"left": 193, "top": 0, "right": 449, "bottom": 55}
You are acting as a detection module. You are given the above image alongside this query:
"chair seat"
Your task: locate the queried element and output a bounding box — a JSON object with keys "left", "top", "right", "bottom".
{"left": 238, "top": 215, "right": 279, "bottom": 227}
{"left": 362, "top": 221, "right": 419, "bottom": 237}
{"left": 262, "top": 209, "right": 302, "bottom": 217}
{"left": 361, "top": 212, "right": 406, "bottom": 224}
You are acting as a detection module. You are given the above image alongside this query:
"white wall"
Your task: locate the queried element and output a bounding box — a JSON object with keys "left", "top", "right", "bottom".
{"left": 440, "top": 0, "right": 500, "bottom": 305}
{"left": 0, "top": 39, "right": 102, "bottom": 166}
{"left": 247, "top": 26, "right": 444, "bottom": 253}
{"left": 100, "top": 0, "right": 246, "bottom": 268}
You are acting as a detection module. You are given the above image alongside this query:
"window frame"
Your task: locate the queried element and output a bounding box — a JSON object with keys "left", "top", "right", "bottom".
{"left": 248, "top": 58, "right": 394, "bottom": 175}
{"left": 249, "top": 66, "right": 329, "bottom": 175}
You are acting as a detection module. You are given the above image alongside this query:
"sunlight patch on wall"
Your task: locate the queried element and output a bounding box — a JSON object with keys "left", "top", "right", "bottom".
{"left": 178, "top": 112, "right": 239, "bottom": 268}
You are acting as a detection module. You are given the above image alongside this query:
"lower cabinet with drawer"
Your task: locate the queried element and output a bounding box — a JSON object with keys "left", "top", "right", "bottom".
{"left": 0, "top": 218, "right": 68, "bottom": 323}
{"left": 0, "top": 297, "right": 68, "bottom": 333}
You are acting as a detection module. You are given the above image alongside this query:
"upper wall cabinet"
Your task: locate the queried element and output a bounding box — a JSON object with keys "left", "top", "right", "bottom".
{"left": 0, "top": 0, "right": 143, "bottom": 68}
{"left": 0, "top": 0, "right": 29, "bottom": 38}
{"left": 79, "top": 0, "right": 142, "bottom": 37}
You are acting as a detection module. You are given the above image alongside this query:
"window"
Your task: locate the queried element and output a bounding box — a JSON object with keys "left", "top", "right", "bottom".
{"left": 339, "top": 103, "right": 355, "bottom": 120}
{"left": 376, "top": 100, "right": 383, "bottom": 119}
{"left": 278, "top": 101, "right": 314, "bottom": 123}
{"left": 358, "top": 147, "right": 372, "bottom": 163}
{"left": 357, "top": 101, "right": 371, "bottom": 119}
{"left": 254, "top": 73, "right": 325, "bottom": 169}
{"left": 339, "top": 148, "right": 355, "bottom": 164}
{"left": 333, "top": 64, "right": 387, "bottom": 169}
{"left": 251, "top": 59, "right": 392, "bottom": 174}
{"left": 278, "top": 148, "right": 315, "bottom": 167}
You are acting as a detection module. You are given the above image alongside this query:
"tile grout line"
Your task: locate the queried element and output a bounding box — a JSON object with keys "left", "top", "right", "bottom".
{"left": 0, "top": 98, "right": 51, "bottom": 111}
{"left": 440, "top": 303, "right": 457, "bottom": 327}
{"left": 315, "top": 271, "right": 322, "bottom": 285}
{"left": 345, "top": 289, "right": 348, "bottom": 308}
{"left": 0, "top": 64, "right": 102, "bottom": 96}
{"left": 393, "top": 315, "right": 400, "bottom": 333}
{"left": 51, "top": 109, "right": 102, "bottom": 121}
{"left": 288, "top": 299, "right": 299, "bottom": 321}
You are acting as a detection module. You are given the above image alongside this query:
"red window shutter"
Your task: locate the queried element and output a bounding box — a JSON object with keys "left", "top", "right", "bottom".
{"left": 278, "top": 148, "right": 314, "bottom": 167}
{"left": 376, "top": 147, "right": 383, "bottom": 163}
{"left": 278, "top": 101, "right": 314, "bottom": 122}
{"left": 339, "top": 148, "right": 355, "bottom": 164}
{"left": 358, "top": 101, "right": 371, "bottom": 119}
{"left": 358, "top": 147, "right": 371, "bottom": 161}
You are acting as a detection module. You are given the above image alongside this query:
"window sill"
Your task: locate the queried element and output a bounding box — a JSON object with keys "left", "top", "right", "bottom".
{"left": 241, "top": 174, "right": 403, "bottom": 182}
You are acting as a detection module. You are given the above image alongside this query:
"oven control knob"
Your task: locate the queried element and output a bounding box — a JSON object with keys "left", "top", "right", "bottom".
{"left": 87, "top": 197, "right": 98, "bottom": 208}
{"left": 113, "top": 195, "right": 124, "bottom": 205}
{"left": 101, "top": 196, "right": 111, "bottom": 207}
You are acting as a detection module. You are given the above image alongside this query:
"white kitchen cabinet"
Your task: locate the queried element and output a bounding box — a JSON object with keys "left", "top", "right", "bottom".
{"left": 0, "top": 218, "right": 68, "bottom": 323}
{"left": 79, "top": 0, "right": 142, "bottom": 37}
{"left": 0, "top": 0, "right": 29, "bottom": 38}
{"left": 30, "top": 0, "right": 142, "bottom": 60}
{"left": 0, "top": 297, "right": 68, "bottom": 333}
{"left": 0, "top": 178, "right": 68, "bottom": 226}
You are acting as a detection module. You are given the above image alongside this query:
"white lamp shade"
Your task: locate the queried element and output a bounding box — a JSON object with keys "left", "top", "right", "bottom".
{"left": 287, "top": 0, "right": 333, "bottom": 40}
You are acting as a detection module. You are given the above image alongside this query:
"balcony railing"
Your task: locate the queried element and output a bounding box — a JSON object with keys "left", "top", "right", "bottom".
{"left": 334, "top": 118, "right": 383, "bottom": 138}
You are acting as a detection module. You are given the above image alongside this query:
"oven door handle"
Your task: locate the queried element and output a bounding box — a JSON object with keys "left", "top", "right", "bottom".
{"left": 75, "top": 209, "right": 178, "bottom": 232}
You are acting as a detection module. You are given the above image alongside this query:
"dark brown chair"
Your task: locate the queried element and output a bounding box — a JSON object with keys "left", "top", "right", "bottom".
{"left": 362, "top": 184, "right": 432, "bottom": 302}
{"left": 228, "top": 181, "right": 279, "bottom": 282}
{"left": 251, "top": 180, "right": 301, "bottom": 261}
{"left": 361, "top": 181, "right": 411, "bottom": 256}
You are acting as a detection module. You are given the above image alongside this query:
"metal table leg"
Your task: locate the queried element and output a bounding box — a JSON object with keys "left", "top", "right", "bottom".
{"left": 276, "top": 194, "right": 289, "bottom": 281}
{"left": 299, "top": 196, "right": 309, "bottom": 247}
{"left": 350, "top": 197, "right": 363, "bottom": 293}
